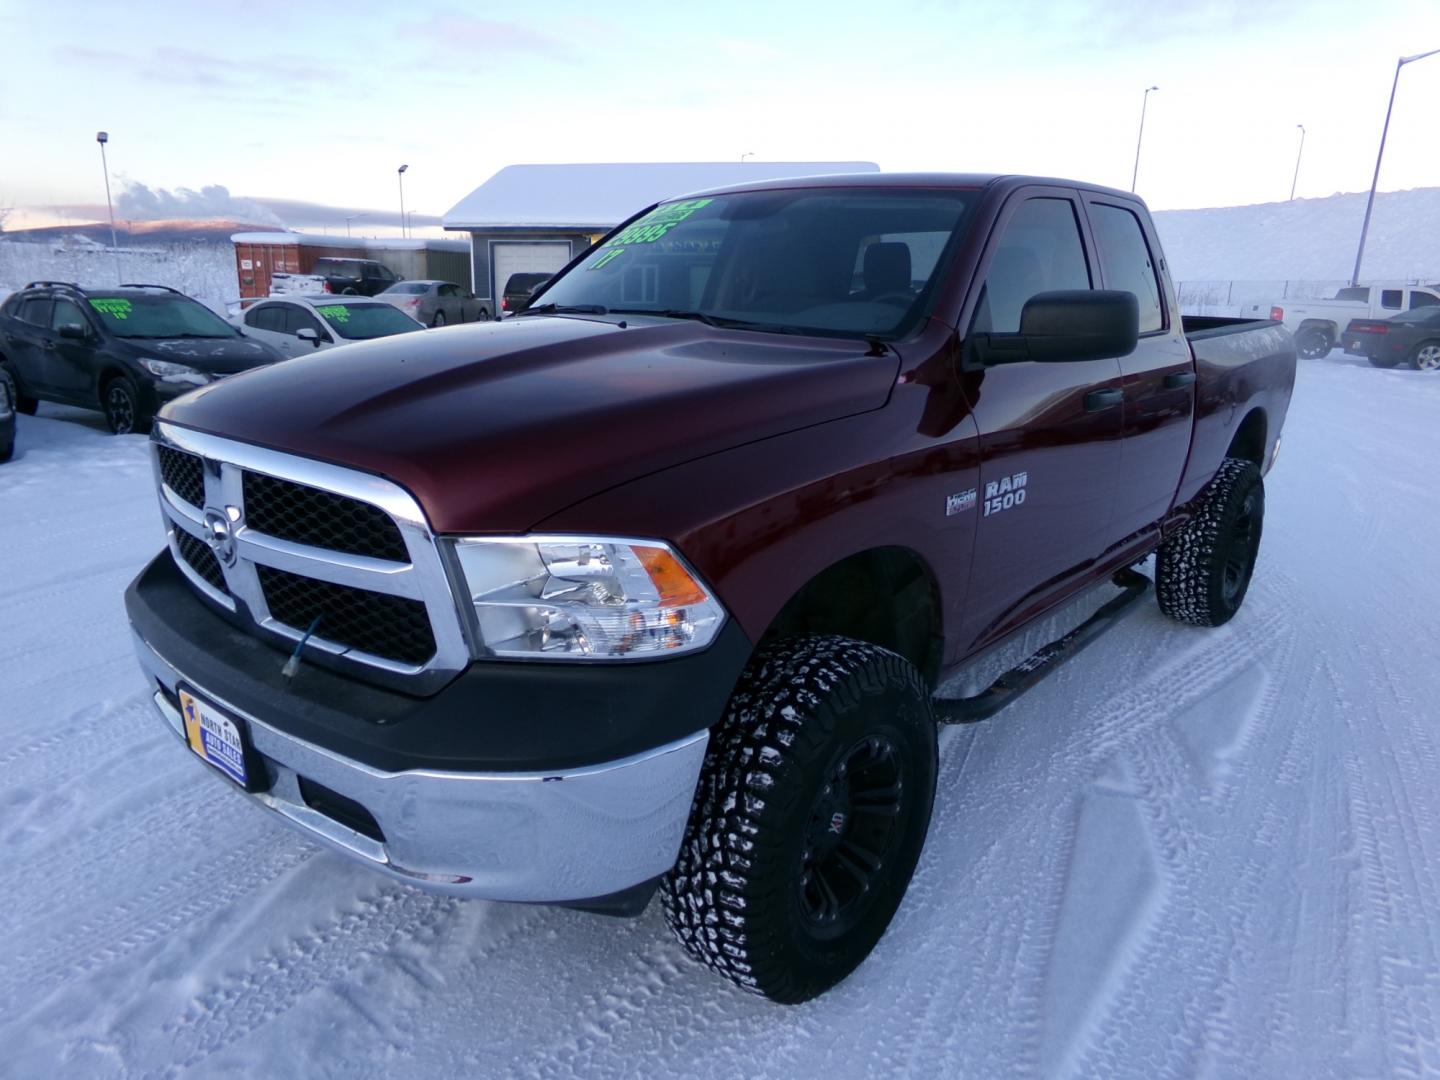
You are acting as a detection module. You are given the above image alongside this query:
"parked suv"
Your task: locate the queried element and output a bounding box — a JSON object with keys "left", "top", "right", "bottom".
{"left": 309, "top": 258, "right": 402, "bottom": 296}
{"left": 0, "top": 282, "right": 284, "bottom": 434}
{"left": 126, "top": 175, "right": 1295, "bottom": 1002}
{"left": 500, "top": 272, "right": 551, "bottom": 315}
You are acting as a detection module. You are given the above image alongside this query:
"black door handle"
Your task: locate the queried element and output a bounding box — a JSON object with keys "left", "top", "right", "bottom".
{"left": 1164, "top": 370, "right": 1197, "bottom": 389}
{"left": 1083, "top": 388, "right": 1124, "bottom": 412}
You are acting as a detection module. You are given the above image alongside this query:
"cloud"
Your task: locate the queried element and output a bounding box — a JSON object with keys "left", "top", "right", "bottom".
{"left": 403, "top": 12, "right": 576, "bottom": 62}
{"left": 117, "top": 182, "right": 285, "bottom": 226}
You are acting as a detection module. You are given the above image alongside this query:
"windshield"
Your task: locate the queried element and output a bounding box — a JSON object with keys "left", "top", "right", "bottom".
{"left": 312, "top": 302, "right": 421, "bottom": 340}
{"left": 88, "top": 294, "right": 237, "bottom": 339}
{"left": 384, "top": 282, "right": 430, "bottom": 295}
{"left": 531, "top": 187, "right": 975, "bottom": 339}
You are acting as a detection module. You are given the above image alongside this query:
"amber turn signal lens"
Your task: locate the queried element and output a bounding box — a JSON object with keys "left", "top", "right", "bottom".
{"left": 636, "top": 547, "right": 708, "bottom": 607}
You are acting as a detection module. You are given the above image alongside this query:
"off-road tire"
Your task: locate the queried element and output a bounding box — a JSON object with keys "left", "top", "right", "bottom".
{"left": 1295, "top": 326, "right": 1332, "bottom": 360}
{"left": 661, "top": 636, "right": 938, "bottom": 1004}
{"left": 1411, "top": 341, "right": 1440, "bottom": 372}
{"left": 102, "top": 374, "right": 150, "bottom": 436}
{"left": 1156, "top": 457, "right": 1264, "bottom": 627}
{"left": 0, "top": 362, "right": 37, "bottom": 414}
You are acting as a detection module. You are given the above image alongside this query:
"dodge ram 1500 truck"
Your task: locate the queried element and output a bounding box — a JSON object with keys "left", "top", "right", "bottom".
{"left": 126, "top": 173, "right": 1295, "bottom": 1003}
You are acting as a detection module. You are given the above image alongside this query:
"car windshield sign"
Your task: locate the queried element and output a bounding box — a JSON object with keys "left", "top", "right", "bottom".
{"left": 87, "top": 294, "right": 236, "bottom": 338}
{"left": 532, "top": 188, "right": 975, "bottom": 340}
{"left": 313, "top": 303, "right": 422, "bottom": 340}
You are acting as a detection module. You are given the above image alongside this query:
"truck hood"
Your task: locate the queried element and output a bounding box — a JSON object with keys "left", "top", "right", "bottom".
{"left": 160, "top": 316, "right": 900, "bottom": 532}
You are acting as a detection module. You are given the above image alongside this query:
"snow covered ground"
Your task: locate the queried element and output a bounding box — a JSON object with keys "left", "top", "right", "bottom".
{"left": 2, "top": 353, "right": 1439, "bottom": 1079}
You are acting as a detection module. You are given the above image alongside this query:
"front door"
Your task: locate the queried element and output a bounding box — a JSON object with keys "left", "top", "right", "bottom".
{"left": 958, "top": 191, "right": 1124, "bottom": 652}
{"left": 46, "top": 296, "right": 100, "bottom": 400}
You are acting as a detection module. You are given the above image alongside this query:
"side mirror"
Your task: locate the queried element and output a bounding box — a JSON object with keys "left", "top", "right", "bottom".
{"left": 971, "top": 290, "right": 1139, "bottom": 365}
{"left": 295, "top": 327, "right": 321, "bottom": 347}
{"left": 58, "top": 323, "right": 89, "bottom": 340}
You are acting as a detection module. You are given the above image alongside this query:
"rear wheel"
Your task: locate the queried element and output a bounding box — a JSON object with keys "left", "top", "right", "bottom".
{"left": 477, "top": 308, "right": 492, "bottom": 322}
{"left": 1156, "top": 457, "right": 1264, "bottom": 627}
{"left": 1, "top": 361, "right": 37, "bottom": 414}
{"left": 432, "top": 311, "right": 447, "bottom": 327}
{"left": 102, "top": 375, "right": 149, "bottom": 435}
{"left": 1295, "top": 327, "right": 1333, "bottom": 360}
{"left": 1411, "top": 341, "right": 1440, "bottom": 372}
{"left": 662, "top": 636, "right": 937, "bottom": 1004}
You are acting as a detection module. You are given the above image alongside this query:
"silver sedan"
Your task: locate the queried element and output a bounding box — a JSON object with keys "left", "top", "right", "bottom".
{"left": 378, "top": 280, "right": 491, "bottom": 326}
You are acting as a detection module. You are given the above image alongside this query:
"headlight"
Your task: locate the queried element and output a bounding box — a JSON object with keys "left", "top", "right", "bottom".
{"left": 451, "top": 536, "right": 725, "bottom": 660}
{"left": 139, "top": 358, "right": 209, "bottom": 385}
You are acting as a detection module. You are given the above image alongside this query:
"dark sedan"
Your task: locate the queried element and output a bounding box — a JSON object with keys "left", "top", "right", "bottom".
{"left": 1344, "top": 306, "right": 1440, "bottom": 371}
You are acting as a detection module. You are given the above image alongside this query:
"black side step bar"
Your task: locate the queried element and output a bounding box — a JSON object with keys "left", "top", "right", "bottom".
{"left": 932, "top": 568, "right": 1152, "bottom": 725}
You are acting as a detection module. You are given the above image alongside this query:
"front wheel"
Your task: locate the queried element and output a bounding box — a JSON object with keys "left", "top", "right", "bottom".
{"left": 102, "top": 375, "right": 150, "bottom": 435}
{"left": 476, "top": 308, "right": 492, "bottom": 322}
{"left": 1156, "top": 457, "right": 1264, "bottom": 627}
{"left": 1411, "top": 341, "right": 1440, "bottom": 372}
{"left": 662, "top": 636, "right": 938, "bottom": 1004}
{"left": 1, "top": 363, "right": 37, "bottom": 414}
{"left": 1294, "top": 327, "right": 1333, "bottom": 360}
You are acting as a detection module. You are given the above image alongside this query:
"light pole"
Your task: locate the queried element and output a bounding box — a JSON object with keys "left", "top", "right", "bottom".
{"left": 95, "top": 130, "right": 122, "bottom": 282}
{"left": 1290, "top": 124, "right": 1305, "bottom": 201}
{"left": 397, "top": 164, "right": 408, "bottom": 239}
{"left": 345, "top": 213, "right": 366, "bottom": 237}
{"left": 1131, "top": 86, "right": 1158, "bottom": 193}
{"left": 1352, "top": 48, "right": 1440, "bottom": 285}
{"left": 740, "top": 152, "right": 754, "bottom": 163}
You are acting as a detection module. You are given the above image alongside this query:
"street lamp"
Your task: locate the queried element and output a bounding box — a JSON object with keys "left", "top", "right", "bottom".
{"left": 1131, "top": 86, "right": 1158, "bottom": 193}
{"left": 95, "top": 131, "right": 122, "bottom": 282}
{"left": 740, "top": 151, "right": 754, "bottom": 163}
{"left": 1290, "top": 125, "right": 1306, "bottom": 201}
{"left": 345, "top": 213, "right": 366, "bottom": 238}
{"left": 1352, "top": 48, "right": 1440, "bottom": 285}
{"left": 397, "top": 164, "right": 408, "bottom": 239}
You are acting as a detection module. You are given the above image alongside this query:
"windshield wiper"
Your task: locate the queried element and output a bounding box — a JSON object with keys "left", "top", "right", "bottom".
{"left": 611, "top": 308, "right": 808, "bottom": 334}
{"left": 516, "top": 303, "right": 609, "bottom": 317}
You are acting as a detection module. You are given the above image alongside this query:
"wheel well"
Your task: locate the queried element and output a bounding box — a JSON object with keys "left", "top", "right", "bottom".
{"left": 759, "top": 547, "right": 941, "bottom": 685}
{"left": 1296, "top": 319, "right": 1336, "bottom": 339}
{"left": 1227, "top": 408, "right": 1267, "bottom": 467}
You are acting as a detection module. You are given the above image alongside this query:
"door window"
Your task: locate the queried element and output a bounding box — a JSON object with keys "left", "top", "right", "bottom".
{"left": 245, "top": 304, "right": 287, "bottom": 332}
{"left": 1409, "top": 291, "right": 1438, "bottom": 309}
{"left": 972, "top": 198, "right": 1092, "bottom": 334}
{"left": 283, "top": 306, "right": 322, "bottom": 335}
{"left": 1381, "top": 289, "right": 1402, "bottom": 310}
{"left": 1087, "top": 203, "right": 1165, "bottom": 333}
{"left": 50, "top": 298, "right": 89, "bottom": 333}
{"left": 18, "top": 297, "right": 52, "bottom": 326}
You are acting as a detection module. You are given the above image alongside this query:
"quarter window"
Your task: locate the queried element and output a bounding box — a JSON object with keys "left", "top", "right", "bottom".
{"left": 973, "top": 198, "right": 1091, "bottom": 334}
{"left": 1088, "top": 203, "right": 1165, "bottom": 333}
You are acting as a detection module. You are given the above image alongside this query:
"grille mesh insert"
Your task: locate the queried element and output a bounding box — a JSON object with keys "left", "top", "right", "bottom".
{"left": 158, "top": 445, "right": 205, "bottom": 508}
{"left": 257, "top": 565, "right": 435, "bottom": 665}
{"left": 242, "top": 472, "right": 408, "bottom": 561}
{"left": 174, "top": 530, "right": 228, "bottom": 593}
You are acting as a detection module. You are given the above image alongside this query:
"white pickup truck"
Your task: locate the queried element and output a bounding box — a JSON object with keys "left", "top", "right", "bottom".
{"left": 1250, "top": 284, "right": 1440, "bottom": 359}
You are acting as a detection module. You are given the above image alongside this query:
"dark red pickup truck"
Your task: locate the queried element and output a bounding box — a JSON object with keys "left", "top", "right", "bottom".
{"left": 126, "top": 173, "right": 1295, "bottom": 1003}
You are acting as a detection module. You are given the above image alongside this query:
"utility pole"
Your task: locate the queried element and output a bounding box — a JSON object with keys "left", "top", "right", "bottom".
{"left": 96, "top": 131, "right": 122, "bottom": 283}
{"left": 397, "top": 165, "right": 409, "bottom": 239}
{"left": 1131, "top": 86, "right": 1158, "bottom": 193}
{"left": 1290, "top": 125, "right": 1305, "bottom": 201}
{"left": 1352, "top": 48, "right": 1440, "bottom": 285}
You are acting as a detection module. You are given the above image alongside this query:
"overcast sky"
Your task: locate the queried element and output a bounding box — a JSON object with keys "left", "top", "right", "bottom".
{"left": 2, "top": 0, "right": 1438, "bottom": 232}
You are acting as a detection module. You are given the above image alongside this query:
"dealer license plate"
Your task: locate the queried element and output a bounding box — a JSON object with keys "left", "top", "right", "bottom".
{"left": 179, "top": 687, "right": 251, "bottom": 788}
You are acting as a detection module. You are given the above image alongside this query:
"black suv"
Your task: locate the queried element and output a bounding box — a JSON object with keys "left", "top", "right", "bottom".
{"left": 0, "top": 282, "right": 284, "bottom": 434}
{"left": 310, "top": 258, "right": 402, "bottom": 296}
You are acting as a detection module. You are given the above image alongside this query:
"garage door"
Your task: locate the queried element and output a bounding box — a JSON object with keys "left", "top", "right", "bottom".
{"left": 491, "top": 242, "right": 573, "bottom": 306}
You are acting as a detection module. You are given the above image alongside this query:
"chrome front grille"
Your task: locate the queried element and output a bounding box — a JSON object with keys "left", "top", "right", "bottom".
{"left": 149, "top": 421, "right": 469, "bottom": 682}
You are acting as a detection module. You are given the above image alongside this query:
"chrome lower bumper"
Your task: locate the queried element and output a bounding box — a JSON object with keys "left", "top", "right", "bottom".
{"left": 132, "top": 628, "right": 707, "bottom": 903}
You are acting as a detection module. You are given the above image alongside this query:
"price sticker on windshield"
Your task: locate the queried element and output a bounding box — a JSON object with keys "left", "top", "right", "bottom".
{"left": 89, "top": 298, "right": 133, "bottom": 319}
{"left": 315, "top": 305, "right": 351, "bottom": 323}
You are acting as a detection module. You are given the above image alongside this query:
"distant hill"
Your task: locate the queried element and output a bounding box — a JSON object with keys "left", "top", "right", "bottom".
{"left": 1, "top": 219, "right": 274, "bottom": 246}
{"left": 1153, "top": 187, "right": 1440, "bottom": 283}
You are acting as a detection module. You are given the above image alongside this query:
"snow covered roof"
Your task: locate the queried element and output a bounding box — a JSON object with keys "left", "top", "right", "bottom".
{"left": 230, "top": 232, "right": 368, "bottom": 249}
{"left": 442, "top": 162, "right": 881, "bottom": 231}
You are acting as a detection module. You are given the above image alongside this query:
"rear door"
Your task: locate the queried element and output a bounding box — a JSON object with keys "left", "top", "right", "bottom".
{"left": 6, "top": 295, "right": 55, "bottom": 392}
{"left": 959, "top": 190, "right": 1124, "bottom": 650}
{"left": 1081, "top": 195, "right": 1195, "bottom": 539}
